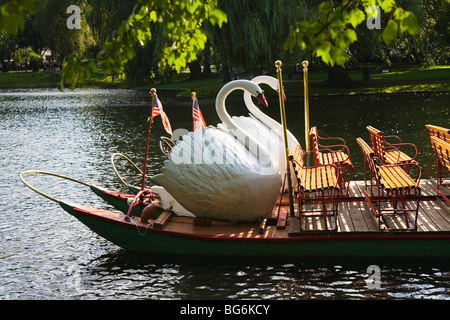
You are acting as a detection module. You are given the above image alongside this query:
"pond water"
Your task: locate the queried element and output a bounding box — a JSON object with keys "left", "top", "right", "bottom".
{"left": 0, "top": 87, "right": 449, "bottom": 301}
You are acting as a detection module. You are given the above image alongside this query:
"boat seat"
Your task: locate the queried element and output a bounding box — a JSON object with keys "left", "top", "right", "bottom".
{"left": 426, "top": 124, "right": 450, "bottom": 201}
{"left": 309, "top": 126, "right": 354, "bottom": 195}
{"left": 428, "top": 135, "right": 450, "bottom": 203}
{"left": 289, "top": 142, "right": 341, "bottom": 232}
{"left": 366, "top": 126, "right": 419, "bottom": 168}
{"left": 357, "top": 137, "right": 422, "bottom": 231}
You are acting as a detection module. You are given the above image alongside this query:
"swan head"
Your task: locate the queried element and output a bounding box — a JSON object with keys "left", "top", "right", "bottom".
{"left": 251, "top": 76, "right": 286, "bottom": 101}
{"left": 248, "top": 82, "right": 268, "bottom": 108}
{"left": 257, "top": 91, "right": 268, "bottom": 108}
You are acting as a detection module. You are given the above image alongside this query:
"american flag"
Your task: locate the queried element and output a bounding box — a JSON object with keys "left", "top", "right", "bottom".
{"left": 152, "top": 96, "right": 172, "bottom": 135}
{"left": 192, "top": 95, "right": 206, "bottom": 131}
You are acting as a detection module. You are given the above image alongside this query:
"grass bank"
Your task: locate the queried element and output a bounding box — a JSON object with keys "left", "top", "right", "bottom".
{"left": 0, "top": 64, "right": 448, "bottom": 96}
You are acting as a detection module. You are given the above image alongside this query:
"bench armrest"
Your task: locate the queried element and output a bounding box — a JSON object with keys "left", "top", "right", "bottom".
{"left": 385, "top": 141, "right": 419, "bottom": 161}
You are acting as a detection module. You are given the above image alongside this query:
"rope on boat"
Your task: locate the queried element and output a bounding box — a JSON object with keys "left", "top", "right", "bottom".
{"left": 110, "top": 152, "right": 158, "bottom": 189}
{"left": 19, "top": 170, "right": 91, "bottom": 203}
{"left": 110, "top": 153, "right": 143, "bottom": 188}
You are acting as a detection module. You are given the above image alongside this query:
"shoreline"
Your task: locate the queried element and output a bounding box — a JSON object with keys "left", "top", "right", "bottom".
{"left": 0, "top": 83, "right": 447, "bottom": 98}
{"left": 1, "top": 66, "right": 449, "bottom": 97}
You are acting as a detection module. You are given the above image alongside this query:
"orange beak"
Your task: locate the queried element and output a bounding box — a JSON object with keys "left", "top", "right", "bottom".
{"left": 257, "top": 94, "right": 269, "bottom": 108}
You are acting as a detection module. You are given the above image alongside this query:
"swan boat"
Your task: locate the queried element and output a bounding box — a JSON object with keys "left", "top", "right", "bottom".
{"left": 19, "top": 77, "right": 450, "bottom": 259}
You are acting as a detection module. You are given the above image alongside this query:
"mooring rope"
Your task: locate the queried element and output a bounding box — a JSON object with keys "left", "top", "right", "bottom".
{"left": 19, "top": 170, "right": 91, "bottom": 203}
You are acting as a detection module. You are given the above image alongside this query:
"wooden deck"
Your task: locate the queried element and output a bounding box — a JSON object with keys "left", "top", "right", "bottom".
{"left": 155, "top": 178, "right": 450, "bottom": 239}
{"left": 285, "top": 178, "right": 450, "bottom": 233}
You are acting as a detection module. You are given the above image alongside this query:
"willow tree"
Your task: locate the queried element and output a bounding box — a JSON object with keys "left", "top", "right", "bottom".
{"left": 59, "top": 0, "right": 227, "bottom": 90}
{"left": 208, "top": 0, "right": 311, "bottom": 82}
{"left": 33, "top": 0, "right": 95, "bottom": 63}
{"left": 86, "top": 0, "right": 137, "bottom": 53}
{"left": 284, "top": 0, "right": 420, "bottom": 87}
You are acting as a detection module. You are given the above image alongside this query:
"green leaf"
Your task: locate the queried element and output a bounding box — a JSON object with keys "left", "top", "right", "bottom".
{"left": 400, "top": 12, "right": 419, "bottom": 35}
{"left": 330, "top": 47, "right": 347, "bottom": 66}
{"left": 381, "top": 20, "right": 398, "bottom": 44}
{"left": 348, "top": 8, "right": 365, "bottom": 29}
{"left": 316, "top": 41, "right": 332, "bottom": 64}
{"left": 343, "top": 29, "right": 357, "bottom": 44}
{"left": 378, "top": 0, "right": 395, "bottom": 12}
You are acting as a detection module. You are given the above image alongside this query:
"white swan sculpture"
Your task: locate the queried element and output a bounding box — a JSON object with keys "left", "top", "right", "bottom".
{"left": 151, "top": 80, "right": 282, "bottom": 222}
{"left": 232, "top": 76, "right": 299, "bottom": 187}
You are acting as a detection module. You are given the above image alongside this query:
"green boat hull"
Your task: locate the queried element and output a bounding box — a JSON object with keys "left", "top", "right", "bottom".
{"left": 59, "top": 201, "right": 450, "bottom": 260}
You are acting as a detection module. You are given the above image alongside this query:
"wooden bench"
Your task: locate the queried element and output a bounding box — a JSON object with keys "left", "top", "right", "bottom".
{"left": 357, "top": 137, "right": 422, "bottom": 231}
{"left": 366, "top": 126, "right": 418, "bottom": 167}
{"left": 289, "top": 142, "right": 341, "bottom": 231}
{"left": 309, "top": 126, "right": 354, "bottom": 195}
{"left": 426, "top": 124, "right": 450, "bottom": 191}
{"left": 428, "top": 135, "right": 450, "bottom": 203}
{"left": 426, "top": 124, "right": 450, "bottom": 141}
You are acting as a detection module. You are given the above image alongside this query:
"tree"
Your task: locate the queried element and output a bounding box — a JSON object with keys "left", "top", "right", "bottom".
{"left": 33, "top": 0, "right": 95, "bottom": 64}
{"left": 59, "top": 0, "right": 227, "bottom": 90}
{"left": 13, "top": 46, "right": 40, "bottom": 71}
{"left": 284, "top": 0, "right": 419, "bottom": 87}
{"left": 208, "top": 0, "right": 311, "bottom": 82}
{"left": 0, "top": 30, "right": 16, "bottom": 71}
{"left": 0, "top": 0, "right": 39, "bottom": 35}
{"left": 285, "top": 0, "right": 419, "bottom": 66}
{"left": 2, "top": 0, "right": 423, "bottom": 90}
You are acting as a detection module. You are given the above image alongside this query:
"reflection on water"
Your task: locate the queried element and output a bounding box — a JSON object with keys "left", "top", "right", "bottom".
{"left": 0, "top": 88, "right": 448, "bottom": 300}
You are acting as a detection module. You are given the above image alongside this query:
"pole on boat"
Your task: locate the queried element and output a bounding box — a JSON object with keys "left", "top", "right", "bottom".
{"left": 124, "top": 89, "right": 156, "bottom": 220}
{"left": 191, "top": 91, "right": 196, "bottom": 132}
{"left": 302, "top": 60, "right": 310, "bottom": 152}
{"left": 141, "top": 88, "right": 156, "bottom": 190}
{"left": 275, "top": 60, "right": 295, "bottom": 217}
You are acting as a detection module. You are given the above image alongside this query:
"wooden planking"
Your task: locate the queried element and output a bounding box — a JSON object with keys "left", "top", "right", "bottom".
{"left": 342, "top": 179, "right": 450, "bottom": 232}
{"left": 163, "top": 179, "right": 449, "bottom": 235}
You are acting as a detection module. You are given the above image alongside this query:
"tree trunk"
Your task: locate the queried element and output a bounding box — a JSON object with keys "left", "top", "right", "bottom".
{"left": 221, "top": 63, "right": 231, "bottom": 83}
{"left": 188, "top": 60, "right": 202, "bottom": 80}
{"left": 326, "top": 65, "right": 353, "bottom": 88}
{"left": 202, "top": 41, "right": 212, "bottom": 74}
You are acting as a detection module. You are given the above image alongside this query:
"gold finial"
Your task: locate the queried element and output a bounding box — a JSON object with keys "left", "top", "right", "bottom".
{"left": 302, "top": 60, "right": 308, "bottom": 68}
{"left": 275, "top": 60, "right": 282, "bottom": 68}
{"left": 191, "top": 91, "right": 196, "bottom": 100}
{"left": 150, "top": 88, "right": 157, "bottom": 95}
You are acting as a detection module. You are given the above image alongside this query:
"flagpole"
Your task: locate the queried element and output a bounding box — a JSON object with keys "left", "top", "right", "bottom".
{"left": 141, "top": 88, "right": 156, "bottom": 190}
{"left": 275, "top": 60, "right": 295, "bottom": 217}
{"left": 191, "top": 91, "right": 196, "bottom": 131}
{"left": 302, "top": 60, "right": 310, "bottom": 152}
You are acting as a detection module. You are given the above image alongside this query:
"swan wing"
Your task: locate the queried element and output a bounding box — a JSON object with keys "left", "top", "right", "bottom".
{"left": 151, "top": 128, "right": 282, "bottom": 222}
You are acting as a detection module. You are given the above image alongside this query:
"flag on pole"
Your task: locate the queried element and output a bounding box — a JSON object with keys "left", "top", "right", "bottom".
{"left": 192, "top": 93, "right": 206, "bottom": 131}
{"left": 152, "top": 95, "right": 172, "bottom": 135}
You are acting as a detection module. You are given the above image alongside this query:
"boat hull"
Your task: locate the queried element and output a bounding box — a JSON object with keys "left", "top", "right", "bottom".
{"left": 59, "top": 201, "right": 450, "bottom": 260}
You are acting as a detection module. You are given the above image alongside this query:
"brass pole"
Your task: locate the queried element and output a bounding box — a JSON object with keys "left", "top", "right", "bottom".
{"left": 275, "top": 60, "right": 295, "bottom": 217}
{"left": 302, "top": 60, "right": 310, "bottom": 151}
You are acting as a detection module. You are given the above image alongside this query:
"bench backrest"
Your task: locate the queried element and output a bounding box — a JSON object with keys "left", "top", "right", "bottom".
{"left": 366, "top": 126, "right": 386, "bottom": 162}
{"left": 290, "top": 142, "right": 304, "bottom": 168}
{"left": 309, "top": 126, "right": 320, "bottom": 165}
{"left": 426, "top": 124, "right": 450, "bottom": 142}
{"left": 356, "top": 137, "right": 377, "bottom": 176}
{"left": 430, "top": 135, "right": 450, "bottom": 171}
